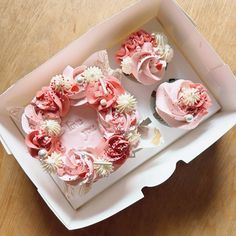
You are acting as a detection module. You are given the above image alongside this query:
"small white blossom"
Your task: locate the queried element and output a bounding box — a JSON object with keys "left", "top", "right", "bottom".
{"left": 179, "top": 87, "right": 200, "bottom": 106}
{"left": 94, "top": 159, "right": 114, "bottom": 177}
{"left": 121, "top": 56, "right": 133, "bottom": 75}
{"left": 41, "top": 152, "right": 62, "bottom": 174}
{"left": 116, "top": 93, "right": 137, "bottom": 113}
{"left": 164, "top": 44, "right": 174, "bottom": 62}
{"left": 126, "top": 129, "right": 141, "bottom": 145}
{"left": 41, "top": 120, "right": 61, "bottom": 136}
{"left": 50, "top": 75, "right": 72, "bottom": 91}
{"left": 82, "top": 66, "right": 103, "bottom": 82}
{"left": 153, "top": 33, "right": 174, "bottom": 62}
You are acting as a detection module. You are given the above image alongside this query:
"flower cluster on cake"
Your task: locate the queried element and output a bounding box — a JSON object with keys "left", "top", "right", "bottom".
{"left": 116, "top": 30, "right": 174, "bottom": 85}
{"left": 155, "top": 79, "right": 212, "bottom": 129}
{"left": 21, "top": 50, "right": 148, "bottom": 187}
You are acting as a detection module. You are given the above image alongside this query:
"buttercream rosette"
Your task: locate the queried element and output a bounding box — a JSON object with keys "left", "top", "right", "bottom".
{"left": 155, "top": 79, "right": 212, "bottom": 129}
{"left": 21, "top": 50, "right": 142, "bottom": 186}
{"left": 116, "top": 30, "right": 174, "bottom": 85}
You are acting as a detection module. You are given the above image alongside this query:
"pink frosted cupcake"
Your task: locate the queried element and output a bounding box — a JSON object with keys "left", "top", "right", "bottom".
{"left": 155, "top": 79, "right": 212, "bottom": 129}
{"left": 116, "top": 30, "right": 174, "bottom": 85}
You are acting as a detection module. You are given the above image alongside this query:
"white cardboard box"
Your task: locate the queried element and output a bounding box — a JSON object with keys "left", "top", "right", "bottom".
{"left": 0, "top": 0, "right": 235, "bottom": 230}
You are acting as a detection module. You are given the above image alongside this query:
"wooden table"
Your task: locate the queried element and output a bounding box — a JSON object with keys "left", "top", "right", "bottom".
{"left": 0, "top": 0, "right": 235, "bottom": 235}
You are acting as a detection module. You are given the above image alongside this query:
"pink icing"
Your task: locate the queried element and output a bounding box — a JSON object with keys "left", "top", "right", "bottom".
{"left": 131, "top": 42, "right": 166, "bottom": 85}
{"left": 104, "top": 135, "right": 131, "bottom": 165}
{"left": 98, "top": 108, "right": 138, "bottom": 138}
{"left": 85, "top": 76, "right": 125, "bottom": 111}
{"left": 25, "top": 130, "right": 58, "bottom": 157}
{"left": 32, "top": 87, "right": 70, "bottom": 118}
{"left": 116, "top": 30, "right": 156, "bottom": 63}
{"left": 60, "top": 105, "right": 104, "bottom": 150}
{"left": 155, "top": 79, "right": 212, "bottom": 129}
{"left": 57, "top": 150, "right": 96, "bottom": 184}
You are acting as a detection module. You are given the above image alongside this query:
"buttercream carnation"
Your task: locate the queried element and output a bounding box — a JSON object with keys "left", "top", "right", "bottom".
{"left": 116, "top": 30, "right": 156, "bottom": 63}
{"left": 116, "top": 93, "right": 137, "bottom": 113}
{"left": 104, "top": 135, "right": 131, "bottom": 165}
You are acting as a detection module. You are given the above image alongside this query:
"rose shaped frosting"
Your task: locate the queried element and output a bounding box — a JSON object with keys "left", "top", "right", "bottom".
{"left": 85, "top": 76, "right": 125, "bottom": 111}
{"left": 104, "top": 135, "right": 131, "bottom": 165}
{"left": 25, "top": 130, "right": 56, "bottom": 157}
{"left": 32, "top": 87, "right": 70, "bottom": 118}
{"left": 155, "top": 79, "right": 212, "bottom": 129}
{"left": 98, "top": 108, "right": 138, "bottom": 138}
{"left": 116, "top": 30, "right": 156, "bottom": 63}
{"left": 57, "top": 150, "right": 96, "bottom": 184}
{"left": 131, "top": 42, "right": 166, "bottom": 85}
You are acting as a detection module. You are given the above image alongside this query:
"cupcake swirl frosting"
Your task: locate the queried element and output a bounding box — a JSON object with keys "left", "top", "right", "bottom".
{"left": 155, "top": 79, "right": 212, "bottom": 129}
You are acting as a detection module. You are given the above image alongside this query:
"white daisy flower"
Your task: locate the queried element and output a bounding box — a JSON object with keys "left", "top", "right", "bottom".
{"left": 41, "top": 152, "right": 63, "bottom": 174}
{"left": 82, "top": 66, "right": 103, "bottom": 82}
{"left": 116, "top": 93, "right": 137, "bottom": 113}
{"left": 121, "top": 56, "right": 133, "bottom": 75}
{"left": 93, "top": 159, "right": 114, "bottom": 177}
{"left": 41, "top": 120, "right": 61, "bottom": 136}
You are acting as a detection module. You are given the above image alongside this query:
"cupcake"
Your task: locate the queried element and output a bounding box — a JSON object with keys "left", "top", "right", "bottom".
{"left": 116, "top": 30, "right": 174, "bottom": 85}
{"left": 155, "top": 79, "right": 212, "bottom": 129}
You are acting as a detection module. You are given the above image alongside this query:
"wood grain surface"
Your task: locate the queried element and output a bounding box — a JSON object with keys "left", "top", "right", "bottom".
{"left": 0, "top": 0, "right": 235, "bottom": 235}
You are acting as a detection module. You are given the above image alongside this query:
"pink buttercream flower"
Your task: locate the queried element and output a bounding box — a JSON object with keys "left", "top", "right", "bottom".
{"left": 98, "top": 108, "right": 138, "bottom": 138}
{"left": 21, "top": 104, "right": 44, "bottom": 133}
{"left": 116, "top": 30, "right": 156, "bottom": 63}
{"left": 32, "top": 87, "right": 70, "bottom": 118}
{"left": 130, "top": 42, "right": 166, "bottom": 85}
{"left": 50, "top": 65, "right": 88, "bottom": 107}
{"left": 25, "top": 130, "right": 56, "bottom": 157}
{"left": 104, "top": 135, "right": 131, "bottom": 165}
{"left": 155, "top": 79, "right": 212, "bottom": 129}
{"left": 85, "top": 76, "right": 125, "bottom": 111}
{"left": 57, "top": 149, "right": 96, "bottom": 185}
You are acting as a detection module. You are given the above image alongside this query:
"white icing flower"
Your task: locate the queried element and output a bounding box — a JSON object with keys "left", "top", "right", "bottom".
{"left": 164, "top": 44, "right": 174, "bottom": 63}
{"left": 93, "top": 159, "right": 114, "bottom": 177}
{"left": 126, "top": 129, "right": 141, "bottom": 145}
{"left": 41, "top": 120, "right": 61, "bottom": 136}
{"left": 41, "top": 152, "right": 62, "bottom": 173}
{"left": 121, "top": 56, "right": 133, "bottom": 74}
{"left": 116, "top": 93, "right": 137, "bottom": 113}
{"left": 152, "top": 32, "right": 168, "bottom": 45}
{"left": 82, "top": 66, "right": 103, "bottom": 82}
{"left": 50, "top": 74, "right": 72, "bottom": 91}
{"left": 179, "top": 87, "right": 200, "bottom": 106}
{"left": 152, "top": 33, "right": 174, "bottom": 62}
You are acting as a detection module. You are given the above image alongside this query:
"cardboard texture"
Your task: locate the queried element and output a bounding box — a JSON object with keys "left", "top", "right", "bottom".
{"left": 0, "top": 0, "right": 235, "bottom": 229}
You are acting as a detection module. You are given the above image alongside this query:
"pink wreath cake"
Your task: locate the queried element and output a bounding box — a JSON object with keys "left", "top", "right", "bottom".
{"left": 155, "top": 79, "right": 212, "bottom": 129}
{"left": 116, "top": 30, "right": 174, "bottom": 85}
{"left": 22, "top": 50, "right": 142, "bottom": 186}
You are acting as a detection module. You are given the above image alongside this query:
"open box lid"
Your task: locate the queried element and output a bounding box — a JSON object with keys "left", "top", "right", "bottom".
{"left": 0, "top": 0, "right": 236, "bottom": 230}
